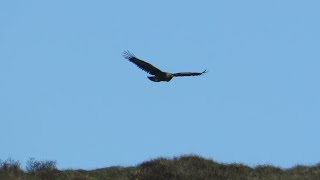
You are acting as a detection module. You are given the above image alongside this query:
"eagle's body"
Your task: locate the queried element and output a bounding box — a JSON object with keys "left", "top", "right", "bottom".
{"left": 148, "top": 73, "right": 173, "bottom": 82}
{"left": 123, "top": 51, "right": 207, "bottom": 82}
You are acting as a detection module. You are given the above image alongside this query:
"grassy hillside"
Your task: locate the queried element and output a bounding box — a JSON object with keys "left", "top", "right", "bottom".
{"left": 1, "top": 155, "right": 319, "bottom": 180}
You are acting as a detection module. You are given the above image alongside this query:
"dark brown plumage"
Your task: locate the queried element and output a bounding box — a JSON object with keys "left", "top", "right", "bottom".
{"left": 123, "top": 51, "right": 207, "bottom": 82}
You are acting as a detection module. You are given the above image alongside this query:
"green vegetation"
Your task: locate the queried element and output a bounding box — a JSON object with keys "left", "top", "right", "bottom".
{"left": 1, "top": 155, "right": 319, "bottom": 180}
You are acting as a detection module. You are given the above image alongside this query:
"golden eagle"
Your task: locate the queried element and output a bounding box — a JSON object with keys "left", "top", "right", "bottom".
{"left": 123, "top": 51, "right": 207, "bottom": 82}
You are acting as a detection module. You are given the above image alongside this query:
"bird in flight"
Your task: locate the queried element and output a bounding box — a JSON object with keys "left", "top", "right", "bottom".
{"left": 123, "top": 51, "right": 207, "bottom": 82}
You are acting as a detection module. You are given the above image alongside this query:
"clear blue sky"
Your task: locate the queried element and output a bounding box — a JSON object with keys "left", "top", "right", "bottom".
{"left": 1, "top": 0, "right": 320, "bottom": 170}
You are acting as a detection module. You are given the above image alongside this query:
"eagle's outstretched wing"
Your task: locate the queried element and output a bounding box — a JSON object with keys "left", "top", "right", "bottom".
{"left": 123, "top": 51, "right": 163, "bottom": 75}
{"left": 173, "top": 70, "right": 207, "bottom": 77}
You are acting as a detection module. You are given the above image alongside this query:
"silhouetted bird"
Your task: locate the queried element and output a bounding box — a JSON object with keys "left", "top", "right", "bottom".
{"left": 123, "top": 51, "right": 207, "bottom": 82}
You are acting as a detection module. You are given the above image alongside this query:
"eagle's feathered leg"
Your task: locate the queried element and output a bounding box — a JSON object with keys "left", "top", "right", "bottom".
{"left": 148, "top": 76, "right": 161, "bottom": 82}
